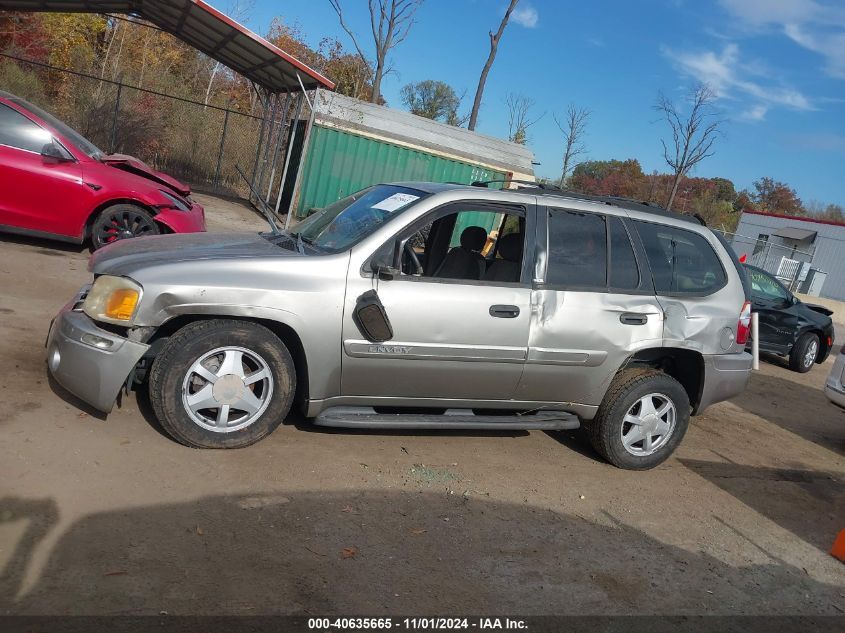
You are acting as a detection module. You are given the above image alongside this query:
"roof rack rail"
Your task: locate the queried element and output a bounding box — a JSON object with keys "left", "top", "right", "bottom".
{"left": 469, "top": 180, "right": 708, "bottom": 227}
{"left": 471, "top": 179, "right": 562, "bottom": 191}
{"left": 530, "top": 188, "right": 708, "bottom": 226}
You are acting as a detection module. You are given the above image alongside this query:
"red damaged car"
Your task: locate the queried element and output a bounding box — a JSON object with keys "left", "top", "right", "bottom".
{"left": 0, "top": 91, "right": 206, "bottom": 249}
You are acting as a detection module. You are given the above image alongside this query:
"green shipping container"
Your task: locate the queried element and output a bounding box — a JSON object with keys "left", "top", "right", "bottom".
{"left": 294, "top": 125, "right": 506, "bottom": 217}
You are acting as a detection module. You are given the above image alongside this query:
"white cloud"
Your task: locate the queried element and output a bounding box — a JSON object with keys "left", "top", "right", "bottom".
{"left": 740, "top": 105, "right": 769, "bottom": 121}
{"left": 783, "top": 24, "right": 845, "bottom": 79}
{"left": 511, "top": 5, "right": 538, "bottom": 28}
{"left": 663, "top": 43, "right": 815, "bottom": 111}
{"left": 718, "top": 0, "right": 823, "bottom": 26}
{"left": 719, "top": 0, "right": 845, "bottom": 79}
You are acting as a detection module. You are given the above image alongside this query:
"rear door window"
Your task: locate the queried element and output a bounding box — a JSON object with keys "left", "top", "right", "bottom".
{"left": 634, "top": 221, "right": 727, "bottom": 295}
{"left": 547, "top": 209, "right": 607, "bottom": 288}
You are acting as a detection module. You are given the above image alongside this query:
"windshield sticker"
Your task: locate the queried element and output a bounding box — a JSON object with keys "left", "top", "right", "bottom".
{"left": 372, "top": 193, "right": 420, "bottom": 212}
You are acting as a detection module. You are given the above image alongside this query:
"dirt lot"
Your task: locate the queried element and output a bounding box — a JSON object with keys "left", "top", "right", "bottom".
{"left": 0, "top": 194, "right": 843, "bottom": 616}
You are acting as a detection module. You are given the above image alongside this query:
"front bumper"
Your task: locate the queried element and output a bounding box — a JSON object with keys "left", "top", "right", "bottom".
{"left": 155, "top": 202, "right": 206, "bottom": 234}
{"left": 824, "top": 352, "right": 845, "bottom": 410}
{"left": 47, "top": 289, "right": 150, "bottom": 412}
{"left": 694, "top": 351, "right": 753, "bottom": 414}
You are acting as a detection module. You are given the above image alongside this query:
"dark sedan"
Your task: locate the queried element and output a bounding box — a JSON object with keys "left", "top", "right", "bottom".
{"left": 744, "top": 264, "right": 835, "bottom": 372}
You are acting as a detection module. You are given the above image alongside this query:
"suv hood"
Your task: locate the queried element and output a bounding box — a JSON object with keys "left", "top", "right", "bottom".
{"left": 90, "top": 232, "right": 299, "bottom": 276}
{"left": 102, "top": 154, "right": 191, "bottom": 196}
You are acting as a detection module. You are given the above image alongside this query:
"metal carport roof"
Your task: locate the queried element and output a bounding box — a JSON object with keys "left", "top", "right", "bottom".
{"left": 0, "top": 0, "right": 335, "bottom": 92}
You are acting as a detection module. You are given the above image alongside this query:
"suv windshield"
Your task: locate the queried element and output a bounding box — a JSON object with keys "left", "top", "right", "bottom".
{"left": 294, "top": 184, "right": 427, "bottom": 253}
{"left": 12, "top": 97, "right": 104, "bottom": 159}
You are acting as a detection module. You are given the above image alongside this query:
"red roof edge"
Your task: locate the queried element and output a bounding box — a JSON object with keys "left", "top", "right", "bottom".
{"left": 192, "top": 0, "right": 336, "bottom": 91}
{"left": 742, "top": 209, "right": 845, "bottom": 228}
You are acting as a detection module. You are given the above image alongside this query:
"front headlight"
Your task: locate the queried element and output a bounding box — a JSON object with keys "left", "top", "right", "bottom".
{"left": 159, "top": 190, "right": 191, "bottom": 211}
{"left": 82, "top": 276, "right": 142, "bottom": 325}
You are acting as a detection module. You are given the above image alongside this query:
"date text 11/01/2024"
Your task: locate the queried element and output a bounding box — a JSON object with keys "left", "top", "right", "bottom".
{"left": 307, "top": 618, "right": 528, "bottom": 630}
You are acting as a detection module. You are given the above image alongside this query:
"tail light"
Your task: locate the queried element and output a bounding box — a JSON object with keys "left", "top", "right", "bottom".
{"left": 736, "top": 301, "right": 752, "bottom": 345}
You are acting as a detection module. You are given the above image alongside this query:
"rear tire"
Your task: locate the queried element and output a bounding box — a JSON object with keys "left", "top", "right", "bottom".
{"left": 148, "top": 319, "right": 296, "bottom": 448}
{"left": 587, "top": 368, "right": 690, "bottom": 470}
{"left": 91, "top": 203, "right": 159, "bottom": 250}
{"left": 789, "top": 332, "right": 819, "bottom": 373}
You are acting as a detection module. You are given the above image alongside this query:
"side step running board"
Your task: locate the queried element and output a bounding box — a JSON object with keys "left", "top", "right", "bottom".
{"left": 313, "top": 406, "right": 580, "bottom": 430}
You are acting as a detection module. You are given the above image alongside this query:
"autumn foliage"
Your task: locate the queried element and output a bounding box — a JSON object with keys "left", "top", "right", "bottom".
{"left": 560, "top": 159, "right": 843, "bottom": 231}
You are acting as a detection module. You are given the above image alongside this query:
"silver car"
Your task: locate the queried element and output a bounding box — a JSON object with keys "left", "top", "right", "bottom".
{"left": 46, "top": 182, "right": 754, "bottom": 469}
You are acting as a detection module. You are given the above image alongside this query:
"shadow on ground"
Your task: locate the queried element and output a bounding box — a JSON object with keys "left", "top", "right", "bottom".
{"left": 731, "top": 368, "right": 845, "bottom": 455}
{"left": 679, "top": 459, "right": 843, "bottom": 552}
{"left": 1, "top": 492, "right": 842, "bottom": 616}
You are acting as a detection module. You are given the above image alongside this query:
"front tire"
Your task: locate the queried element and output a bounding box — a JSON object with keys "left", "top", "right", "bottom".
{"left": 91, "top": 203, "right": 160, "bottom": 250}
{"left": 148, "top": 319, "right": 296, "bottom": 448}
{"left": 587, "top": 369, "right": 690, "bottom": 470}
{"left": 789, "top": 332, "right": 819, "bottom": 373}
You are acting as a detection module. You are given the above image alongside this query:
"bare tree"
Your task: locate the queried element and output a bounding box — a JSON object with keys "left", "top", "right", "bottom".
{"left": 504, "top": 93, "right": 543, "bottom": 144}
{"left": 205, "top": 0, "right": 255, "bottom": 106}
{"left": 655, "top": 83, "right": 723, "bottom": 211}
{"left": 467, "top": 0, "right": 520, "bottom": 131}
{"left": 553, "top": 104, "right": 590, "bottom": 188}
{"left": 329, "top": 0, "right": 423, "bottom": 104}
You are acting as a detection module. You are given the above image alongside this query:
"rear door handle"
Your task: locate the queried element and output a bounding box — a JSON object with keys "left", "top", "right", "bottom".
{"left": 490, "top": 305, "right": 520, "bottom": 318}
{"left": 620, "top": 312, "right": 648, "bottom": 325}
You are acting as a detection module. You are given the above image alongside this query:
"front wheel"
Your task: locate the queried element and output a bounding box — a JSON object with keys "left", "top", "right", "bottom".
{"left": 148, "top": 319, "right": 296, "bottom": 448}
{"left": 91, "top": 203, "right": 160, "bottom": 250}
{"left": 789, "top": 332, "right": 819, "bottom": 373}
{"left": 587, "top": 369, "right": 690, "bottom": 470}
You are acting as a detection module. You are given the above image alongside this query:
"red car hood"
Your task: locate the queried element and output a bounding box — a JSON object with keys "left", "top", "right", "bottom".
{"left": 102, "top": 154, "right": 191, "bottom": 197}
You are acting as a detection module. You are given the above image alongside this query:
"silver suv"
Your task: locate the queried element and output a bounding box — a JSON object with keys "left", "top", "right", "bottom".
{"left": 47, "top": 182, "right": 753, "bottom": 469}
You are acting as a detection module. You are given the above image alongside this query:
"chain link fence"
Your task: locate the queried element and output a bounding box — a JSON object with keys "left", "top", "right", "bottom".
{"left": 0, "top": 53, "right": 309, "bottom": 202}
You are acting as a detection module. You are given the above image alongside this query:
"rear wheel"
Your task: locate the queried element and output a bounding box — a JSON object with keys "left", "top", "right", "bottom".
{"left": 91, "top": 203, "right": 159, "bottom": 250}
{"left": 789, "top": 332, "right": 819, "bottom": 373}
{"left": 587, "top": 369, "right": 690, "bottom": 470}
{"left": 148, "top": 319, "right": 296, "bottom": 448}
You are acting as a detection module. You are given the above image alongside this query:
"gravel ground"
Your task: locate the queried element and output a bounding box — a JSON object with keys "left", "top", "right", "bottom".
{"left": 0, "top": 194, "right": 843, "bottom": 616}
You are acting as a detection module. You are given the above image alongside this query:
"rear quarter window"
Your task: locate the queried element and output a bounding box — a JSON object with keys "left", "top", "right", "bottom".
{"left": 634, "top": 221, "right": 727, "bottom": 296}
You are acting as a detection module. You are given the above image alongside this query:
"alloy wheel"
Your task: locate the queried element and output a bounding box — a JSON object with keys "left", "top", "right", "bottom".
{"left": 181, "top": 346, "right": 274, "bottom": 433}
{"left": 95, "top": 209, "right": 156, "bottom": 245}
{"left": 620, "top": 393, "right": 676, "bottom": 456}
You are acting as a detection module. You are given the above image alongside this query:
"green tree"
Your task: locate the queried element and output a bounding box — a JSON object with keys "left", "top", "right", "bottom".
{"left": 804, "top": 200, "right": 844, "bottom": 222}
{"left": 401, "top": 80, "right": 462, "bottom": 124}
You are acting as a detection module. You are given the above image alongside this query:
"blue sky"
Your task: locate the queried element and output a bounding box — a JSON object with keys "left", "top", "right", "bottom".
{"left": 234, "top": 0, "right": 845, "bottom": 207}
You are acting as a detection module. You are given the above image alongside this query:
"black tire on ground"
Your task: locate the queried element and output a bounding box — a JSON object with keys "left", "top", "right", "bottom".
{"left": 586, "top": 368, "right": 690, "bottom": 470}
{"left": 91, "top": 203, "right": 160, "bottom": 250}
{"left": 148, "top": 319, "right": 296, "bottom": 449}
{"left": 788, "top": 332, "right": 819, "bottom": 373}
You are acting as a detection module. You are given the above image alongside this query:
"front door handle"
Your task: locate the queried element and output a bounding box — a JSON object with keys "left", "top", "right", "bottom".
{"left": 490, "top": 304, "right": 520, "bottom": 318}
{"left": 620, "top": 312, "right": 648, "bottom": 325}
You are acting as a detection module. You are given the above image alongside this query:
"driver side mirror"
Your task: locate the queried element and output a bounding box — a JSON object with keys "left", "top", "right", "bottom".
{"left": 353, "top": 290, "right": 394, "bottom": 342}
{"left": 41, "top": 141, "right": 72, "bottom": 163}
